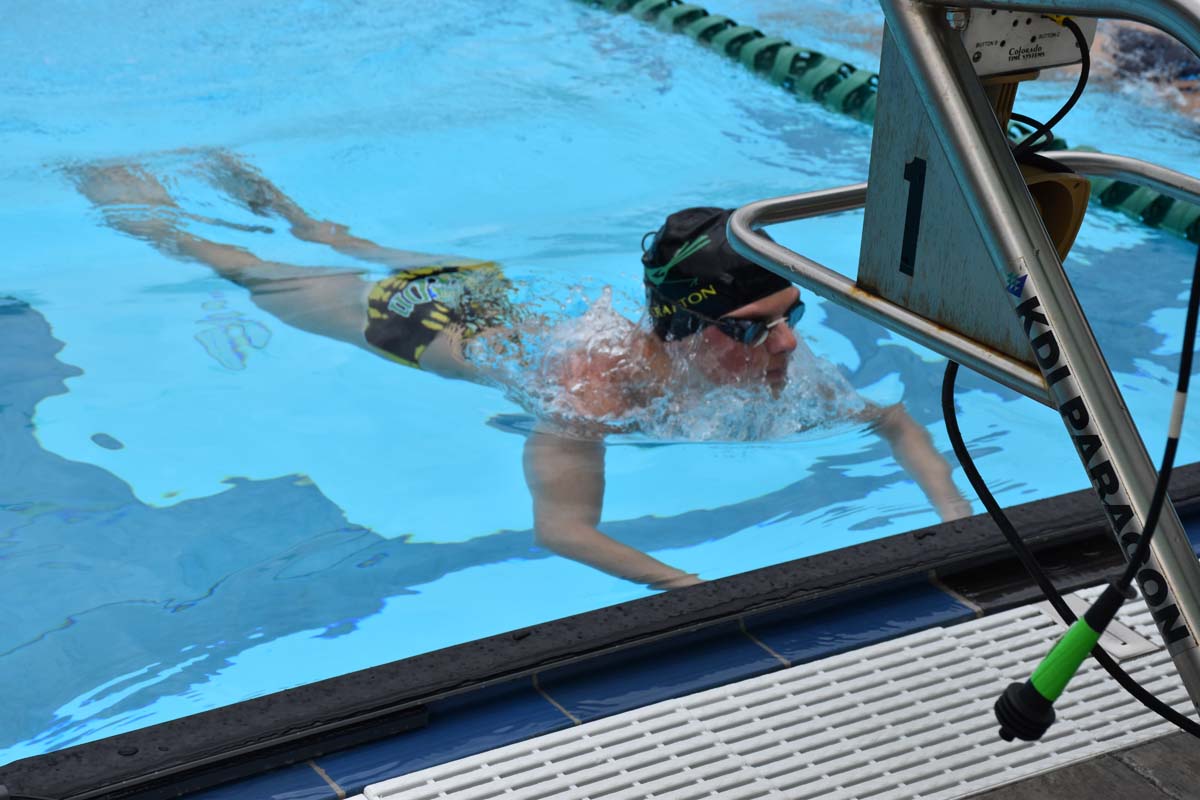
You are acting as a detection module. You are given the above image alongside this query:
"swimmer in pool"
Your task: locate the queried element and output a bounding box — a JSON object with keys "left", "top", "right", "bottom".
{"left": 72, "top": 154, "right": 971, "bottom": 591}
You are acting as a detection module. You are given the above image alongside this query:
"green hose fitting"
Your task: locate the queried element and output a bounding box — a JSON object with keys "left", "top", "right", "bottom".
{"left": 995, "top": 582, "right": 1130, "bottom": 741}
{"left": 579, "top": 0, "right": 1200, "bottom": 244}
{"left": 1029, "top": 617, "right": 1104, "bottom": 701}
{"left": 993, "top": 615, "right": 1101, "bottom": 741}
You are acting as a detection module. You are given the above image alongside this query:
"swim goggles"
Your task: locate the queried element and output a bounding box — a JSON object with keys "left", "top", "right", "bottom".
{"left": 686, "top": 298, "right": 806, "bottom": 347}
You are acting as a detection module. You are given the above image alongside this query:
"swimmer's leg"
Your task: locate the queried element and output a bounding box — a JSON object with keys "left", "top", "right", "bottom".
{"left": 863, "top": 403, "right": 973, "bottom": 522}
{"left": 72, "top": 164, "right": 370, "bottom": 347}
{"left": 200, "top": 151, "right": 479, "bottom": 270}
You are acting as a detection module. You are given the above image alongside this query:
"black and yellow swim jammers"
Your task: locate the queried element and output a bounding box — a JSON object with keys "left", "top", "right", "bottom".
{"left": 364, "top": 263, "right": 510, "bottom": 367}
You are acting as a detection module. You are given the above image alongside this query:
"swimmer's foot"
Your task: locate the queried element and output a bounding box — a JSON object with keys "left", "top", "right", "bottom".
{"left": 70, "top": 163, "right": 182, "bottom": 243}
{"left": 72, "top": 163, "right": 178, "bottom": 210}
{"left": 200, "top": 150, "right": 455, "bottom": 269}
{"left": 201, "top": 151, "right": 304, "bottom": 218}
{"left": 200, "top": 150, "right": 347, "bottom": 244}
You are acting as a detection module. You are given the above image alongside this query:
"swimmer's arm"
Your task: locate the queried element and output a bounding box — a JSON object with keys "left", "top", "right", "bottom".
{"left": 866, "top": 404, "right": 973, "bottom": 522}
{"left": 523, "top": 431, "right": 700, "bottom": 591}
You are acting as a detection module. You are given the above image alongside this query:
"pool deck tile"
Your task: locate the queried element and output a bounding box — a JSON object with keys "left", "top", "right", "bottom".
{"left": 535, "top": 620, "right": 783, "bottom": 723}
{"left": 743, "top": 579, "right": 975, "bottom": 665}
{"left": 313, "top": 681, "right": 571, "bottom": 795}
{"left": 181, "top": 761, "right": 336, "bottom": 800}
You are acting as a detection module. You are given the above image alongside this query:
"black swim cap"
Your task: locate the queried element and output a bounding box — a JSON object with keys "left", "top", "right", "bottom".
{"left": 642, "top": 207, "right": 792, "bottom": 341}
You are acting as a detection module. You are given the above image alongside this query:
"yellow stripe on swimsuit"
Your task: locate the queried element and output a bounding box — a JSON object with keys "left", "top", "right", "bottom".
{"left": 363, "top": 262, "right": 511, "bottom": 368}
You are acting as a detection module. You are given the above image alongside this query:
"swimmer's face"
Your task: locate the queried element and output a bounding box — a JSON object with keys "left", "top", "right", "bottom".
{"left": 693, "top": 287, "right": 800, "bottom": 390}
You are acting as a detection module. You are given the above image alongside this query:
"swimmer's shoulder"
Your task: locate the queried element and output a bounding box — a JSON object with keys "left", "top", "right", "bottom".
{"left": 567, "top": 329, "right": 669, "bottom": 418}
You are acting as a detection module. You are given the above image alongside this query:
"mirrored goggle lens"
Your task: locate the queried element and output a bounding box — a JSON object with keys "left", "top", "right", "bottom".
{"left": 746, "top": 323, "right": 771, "bottom": 348}
{"left": 714, "top": 318, "right": 763, "bottom": 346}
{"left": 788, "top": 299, "right": 806, "bottom": 326}
{"left": 722, "top": 299, "right": 806, "bottom": 347}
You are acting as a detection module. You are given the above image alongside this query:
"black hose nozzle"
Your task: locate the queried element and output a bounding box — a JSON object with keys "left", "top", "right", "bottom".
{"left": 996, "top": 680, "right": 1055, "bottom": 741}
{"left": 994, "top": 582, "right": 1130, "bottom": 741}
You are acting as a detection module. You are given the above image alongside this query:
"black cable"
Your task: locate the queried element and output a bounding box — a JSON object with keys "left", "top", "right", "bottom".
{"left": 943, "top": 364, "right": 1074, "bottom": 622}
{"left": 963, "top": 14, "right": 1200, "bottom": 737}
{"left": 1008, "top": 112, "right": 1057, "bottom": 154}
{"left": 1121, "top": 246, "right": 1200, "bottom": 588}
{"left": 1008, "top": 14, "right": 1196, "bottom": 591}
{"left": 943, "top": 355, "right": 1200, "bottom": 739}
{"left": 1011, "top": 17, "right": 1090, "bottom": 158}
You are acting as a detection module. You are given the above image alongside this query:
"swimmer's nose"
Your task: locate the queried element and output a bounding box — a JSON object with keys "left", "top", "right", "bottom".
{"left": 766, "top": 322, "right": 797, "bottom": 355}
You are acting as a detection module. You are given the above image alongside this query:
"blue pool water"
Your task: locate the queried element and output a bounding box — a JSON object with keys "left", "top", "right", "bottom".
{"left": 2, "top": 0, "right": 1199, "bottom": 764}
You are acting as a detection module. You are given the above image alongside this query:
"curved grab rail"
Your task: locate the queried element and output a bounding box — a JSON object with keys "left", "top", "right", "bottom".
{"left": 1051, "top": 151, "right": 1200, "bottom": 207}
{"left": 727, "top": 153, "right": 1200, "bottom": 407}
{"left": 727, "top": 187, "right": 1052, "bottom": 405}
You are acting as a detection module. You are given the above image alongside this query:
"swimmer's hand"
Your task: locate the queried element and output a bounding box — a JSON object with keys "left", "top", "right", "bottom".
{"left": 646, "top": 571, "right": 705, "bottom": 592}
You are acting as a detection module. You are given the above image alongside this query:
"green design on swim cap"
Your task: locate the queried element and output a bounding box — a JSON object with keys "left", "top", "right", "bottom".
{"left": 645, "top": 233, "right": 711, "bottom": 286}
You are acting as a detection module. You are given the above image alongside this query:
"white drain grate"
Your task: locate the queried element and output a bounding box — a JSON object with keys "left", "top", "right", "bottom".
{"left": 364, "top": 586, "right": 1196, "bottom": 800}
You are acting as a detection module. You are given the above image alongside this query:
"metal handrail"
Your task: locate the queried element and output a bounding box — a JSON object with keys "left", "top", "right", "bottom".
{"left": 729, "top": 155, "right": 1200, "bottom": 407}
{"left": 728, "top": 189, "right": 1051, "bottom": 404}
{"left": 1051, "top": 151, "right": 1200, "bottom": 206}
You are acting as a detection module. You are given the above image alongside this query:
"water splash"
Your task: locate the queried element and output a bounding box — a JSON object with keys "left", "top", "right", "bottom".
{"left": 634, "top": 335, "right": 868, "bottom": 441}
{"left": 466, "top": 288, "right": 868, "bottom": 441}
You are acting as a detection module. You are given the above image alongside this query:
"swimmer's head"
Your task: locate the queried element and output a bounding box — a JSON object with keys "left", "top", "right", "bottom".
{"left": 641, "top": 207, "right": 793, "bottom": 342}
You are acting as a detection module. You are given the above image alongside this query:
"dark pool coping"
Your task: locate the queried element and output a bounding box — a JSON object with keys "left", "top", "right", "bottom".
{"left": 5, "top": 463, "right": 1200, "bottom": 800}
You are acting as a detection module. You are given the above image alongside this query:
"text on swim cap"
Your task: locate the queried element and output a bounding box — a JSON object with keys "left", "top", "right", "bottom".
{"left": 649, "top": 284, "right": 717, "bottom": 318}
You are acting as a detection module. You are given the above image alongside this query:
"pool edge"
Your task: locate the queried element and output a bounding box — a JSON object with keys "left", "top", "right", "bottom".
{"left": 6, "top": 463, "right": 1200, "bottom": 799}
